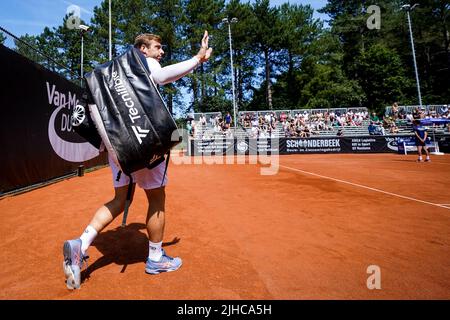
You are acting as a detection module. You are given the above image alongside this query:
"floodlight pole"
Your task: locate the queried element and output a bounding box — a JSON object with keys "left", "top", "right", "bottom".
{"left": 403, "top": 4, "right": 423, "bottom": 108}
{"left": 223, "top": 17, "right": 238, "bottom": 129}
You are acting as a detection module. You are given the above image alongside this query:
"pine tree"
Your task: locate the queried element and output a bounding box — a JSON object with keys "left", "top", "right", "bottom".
{"left": 252, "top": 0, "right": 279, "bottom": 110}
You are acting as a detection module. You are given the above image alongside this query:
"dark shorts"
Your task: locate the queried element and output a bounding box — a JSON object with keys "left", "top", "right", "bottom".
{"left": 415, "top": 139, "right": 426, "bottom": 147}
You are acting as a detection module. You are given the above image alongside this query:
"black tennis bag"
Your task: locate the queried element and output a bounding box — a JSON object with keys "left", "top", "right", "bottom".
{"left": 72, "top": 46, "right": 181, "bottom": 176}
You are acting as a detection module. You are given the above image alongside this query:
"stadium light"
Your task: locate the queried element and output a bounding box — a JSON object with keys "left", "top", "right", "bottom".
{"left": 78, "top": 24, "right": 90, "bottom": 84}
{"left": 222, "top": 17, "right": 238, "bottom": 129}
{"left": 401, "top": 4, "right": 422, "bottom": 108}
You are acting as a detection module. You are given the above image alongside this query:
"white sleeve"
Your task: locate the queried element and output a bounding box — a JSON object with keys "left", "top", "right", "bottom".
{"left": 146, "top": 57, "right": 200, "bottom": 85}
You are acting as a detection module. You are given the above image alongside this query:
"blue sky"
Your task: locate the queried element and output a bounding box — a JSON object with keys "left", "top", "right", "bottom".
{"left": 1, "top": 0, "right": 329, "bottom": 47}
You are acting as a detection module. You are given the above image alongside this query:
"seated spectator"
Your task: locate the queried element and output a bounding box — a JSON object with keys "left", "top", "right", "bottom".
{"left": 412, "top": 107, "right": 421, "bottom": 119}
{"left": 209, "top": 116, "right": 216, "bottom": 127}
{"left": 389, "top": 123, "right": 399, "bottom": 134}
{"left": 406, "top": 112, "right": 414, "bottom": 123}
{"left": 199, "top": 114, "right": 207, "bottom": 126}
{"left": 217, "top": 116, "right": 224, "bottom": 130}
{"left": 186, "top": 121, "right": 193, "bottom": 136}
{"left": 370, "top": 112, "right": 380, "bottom": 123}
{"left": 439, "top": 105, "right": 448, "bottom": 116}
{"left": 374, "top": 122, "right": 385, "bottom": 135}
{"left": 191, "top": 120, "right": 197, "bottom": 136}
{"left": 368, "top": 121, "right": 377, "bottom": 135}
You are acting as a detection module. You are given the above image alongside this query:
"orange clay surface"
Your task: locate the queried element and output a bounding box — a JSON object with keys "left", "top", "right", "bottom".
{"left": 1, "top": 153, "right": 450, "bottom": 300}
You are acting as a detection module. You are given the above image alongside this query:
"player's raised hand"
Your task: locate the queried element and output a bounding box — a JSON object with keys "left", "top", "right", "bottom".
{"left": 196, "top": 30, "right": 213, "bottom": 63}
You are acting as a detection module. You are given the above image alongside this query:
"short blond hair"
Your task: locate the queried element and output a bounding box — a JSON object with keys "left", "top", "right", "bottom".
{"left": 134, "top": 33, "right": 162, "bottom": 48}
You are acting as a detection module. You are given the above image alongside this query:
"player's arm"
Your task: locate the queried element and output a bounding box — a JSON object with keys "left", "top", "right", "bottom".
{"left": 147, "top": 57, "right": 199, "bottom": 85}
{"left": 148, "top": 31, "right": 212, "bottom": 85}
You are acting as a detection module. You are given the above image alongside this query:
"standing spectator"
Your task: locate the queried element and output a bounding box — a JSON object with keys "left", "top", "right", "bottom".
{"left": 391, "top": 102, "right": 399, "bottom": 119}
{"left": 224, "top": 112, "right": 232, "bottom": 129}
{"left": 412, "top": 119, "right": 431, "bottom": 162}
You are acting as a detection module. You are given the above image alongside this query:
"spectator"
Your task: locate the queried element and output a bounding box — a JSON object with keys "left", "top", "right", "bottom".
{"left": 406, "top": 112, "right": 414, "bottom": 123}
{"left": 199, "top": 114, "right": 206, "bottom": 126}
{"left": 412, "top": 107, "right": 421, "bottom": 120}
{"left": 389, "top": 122, "right": 399, "bottom": 134}
{"left": 391, "top": 102, "right": 399, "bottom": 119}
{"left": 374, "top": 122, "right": 385, "bottom": 135}
{"left": 224, "top": 112, "right": 232, "bottom": 129}
{"left": 186, "top": 121, "right": 193, "bottom": 136}
{"left": 368, "top": 121, "right": 377, "bottom": 135}
{"left": 209, "top": 115, "right": 216, "bottom": 127}
{"left": 370, "top": 112, "right": 380, "bottom": 123}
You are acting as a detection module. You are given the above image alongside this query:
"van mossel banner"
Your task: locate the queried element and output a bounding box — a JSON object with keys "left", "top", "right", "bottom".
{"left": 0, "top": 44, "right": 106, "bottom": 194}
{"left": 46, "top": 82, "right": 100, "bottom": 162}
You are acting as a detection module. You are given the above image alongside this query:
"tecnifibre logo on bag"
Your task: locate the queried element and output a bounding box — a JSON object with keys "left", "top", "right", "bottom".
{"left": 112, "top": 71, "right": 149, "bottom": 144}
{"left": 131, "top": 126, "right": 150, "bottom": 144}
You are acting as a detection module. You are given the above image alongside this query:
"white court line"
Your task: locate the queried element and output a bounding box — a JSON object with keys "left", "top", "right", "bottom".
{"left": 279, "top": 165, "right": 450, "bottom": 211}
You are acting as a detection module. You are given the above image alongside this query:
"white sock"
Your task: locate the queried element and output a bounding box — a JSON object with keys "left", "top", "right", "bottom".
{"left": 148, "top": 241, "right": 163, "bottom": 261}
{"left": 418, "top": 156, "right": 423, "bottom": 161}
{"left": 426, "top": 156, "right": 430, "bottom": 160}
{"left": 80, "top": 225, "right": 98, "bottom": 255}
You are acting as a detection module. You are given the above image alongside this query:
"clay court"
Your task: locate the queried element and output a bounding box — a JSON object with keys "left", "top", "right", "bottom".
{"left": 1, "top": 153, "right": 449, "bottom": 300}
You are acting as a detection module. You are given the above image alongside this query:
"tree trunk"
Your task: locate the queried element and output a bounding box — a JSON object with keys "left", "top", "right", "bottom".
{"left": 201, "top": 63, "right": 205, "bottom": 106}
{"left": 264, "top": 48, "right": 273, "bottom": 109}
{"left": 192, "top": 77, "right": 199, "bottom": 112}
{"left": 237, "top": 66, "right": 243, "bottom": 109}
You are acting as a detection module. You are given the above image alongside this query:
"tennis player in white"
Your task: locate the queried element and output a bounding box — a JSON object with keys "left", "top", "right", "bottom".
{"left": 63, "top": 31, "right": 212, "bottom": 289}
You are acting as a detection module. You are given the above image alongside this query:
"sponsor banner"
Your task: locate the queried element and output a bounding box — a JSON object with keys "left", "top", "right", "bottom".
{"left": 342, "top": 137, "right": 394, "bottom": 153}
{"left": 283, "top": 138, "right": 342, "bottom": 154}
{"left": 396, "top": 136, "right": 433, "bottom": 154}
{"left": 190, "top": 135, "right": 449, "bottom": 156}
{"left": 437, "top": 135, "right": 450, "bottom": 153}
{"left": 0, "top": 44, "right": 107, "bottom": 194}
{"left": 191, "top": 138, "right": 280, "bottom": 156}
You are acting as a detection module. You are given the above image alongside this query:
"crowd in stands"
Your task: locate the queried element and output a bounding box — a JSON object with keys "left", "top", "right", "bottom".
{"left": 186, "top": 112, "right": 234, "bottom": 138}
{"left": 239, "top": 109, "right": 369, "bottom": 138}
{"left": 384, "top": 103, "right": 450, "bottom": 134}
{"left": 187, "top": 104, "right": 449, "bottom": 139}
